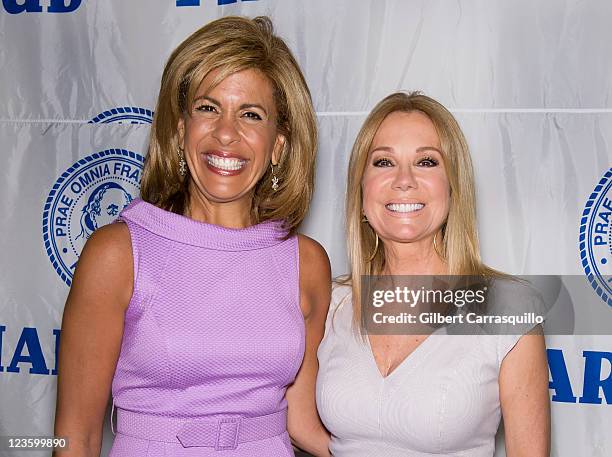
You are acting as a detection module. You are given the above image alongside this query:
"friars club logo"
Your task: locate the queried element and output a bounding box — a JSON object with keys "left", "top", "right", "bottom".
{"left": 89, "top": 107, "right": 154, "bottom": 124}
{"left": 580, "top": 167, "right": 612, "bottom": 307}
{"left": 42, "top": 149, "right": 144, "bottom": 286}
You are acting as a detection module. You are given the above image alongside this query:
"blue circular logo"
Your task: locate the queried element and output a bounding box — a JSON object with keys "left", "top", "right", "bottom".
{"left": 89, "top": 106, "right": 154, "bottom": 124}
{"left": 42, "top": 149, "right": 145, "bottom": 286}
{"left": 579, "top": 167, "right": 612, "bottom": 307}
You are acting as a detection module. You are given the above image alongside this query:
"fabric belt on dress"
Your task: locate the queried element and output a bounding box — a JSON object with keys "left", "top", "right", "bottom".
{"left": 116, "top": 407, "right": 288, "bottom": 451}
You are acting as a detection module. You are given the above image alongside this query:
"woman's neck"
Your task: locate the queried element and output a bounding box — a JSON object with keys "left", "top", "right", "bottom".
{"left": 382, "top": 236, "right": 448, "bottom": 276}
{"left": 185, "top": 191, "right": 253, "bottom": 228}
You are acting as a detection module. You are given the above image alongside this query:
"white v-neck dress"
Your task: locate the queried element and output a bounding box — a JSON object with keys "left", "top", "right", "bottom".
{"left": 316, "top": 283, "right": 537, "bottom": 457}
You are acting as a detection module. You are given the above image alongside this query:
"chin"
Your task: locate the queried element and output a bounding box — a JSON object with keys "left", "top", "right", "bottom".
{"left": 203, "top": 191, "right": 250, "bottom": 203}
{"left": 381, "top": 228, "right": 426, "bottom": 243}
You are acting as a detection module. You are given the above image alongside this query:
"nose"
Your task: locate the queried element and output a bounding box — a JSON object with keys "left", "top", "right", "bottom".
{"left": 212, "top": 114, "right": 240, "bottom": 146}
{"left": 391, "top": 164, "right": 417, "bottom": 191}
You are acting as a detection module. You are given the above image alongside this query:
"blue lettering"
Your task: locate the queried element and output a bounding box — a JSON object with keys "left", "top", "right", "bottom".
{"left": 120, "top": 164, "right": 131, "bottom": 178}
{"left": 6, "top": 327, "right": 50, "bottom": 375}
{"left": 129, "top": 168, "right": 140, "bottom": 181}
{"left": 47, "top": 0, "right": 81, "bottom": 13}
{"left": 78, "top": 171, "right": 93, "bottom": 188}
{"left": 594, "top": 223, "right": 607, "bottom": 235}
{"left": 89, "top": 165, "right": 101, "bottom": 181}
{"left": 579, "top": 351, "right": 612, "bottom": 404}
{"left": 2, "top": 0, "right": 42, "bottom": 14}
{"left": 0, "top": 325, "right": 5, "bottom": 371}
{"left": 57, "top": 206, "right": 69, "bottom": 218}
{"left": 60, "top": 195, "right": 73, "bottom": 207}
{"left": 547, "top": 349, "right": 577, "bottom": 403}
{"left": 52, "top": 329, "right": 60, "bottom": 375}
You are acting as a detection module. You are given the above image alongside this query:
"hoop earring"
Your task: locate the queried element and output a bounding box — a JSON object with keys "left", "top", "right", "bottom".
{"left": 270, "top": 163, "right": 279, "bottom": 191}
{"left": 433, "top": 231, "right": 445, "bottom": 259}
{"left": 366, "top": 232, "right": 379, "bottom": 262}
{"left": 178, "top": 147, "right": 187, "bottom": 177}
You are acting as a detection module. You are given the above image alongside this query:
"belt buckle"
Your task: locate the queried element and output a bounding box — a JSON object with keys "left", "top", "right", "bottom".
{"left": 215, "top": 416, "right": 242, "bottom": 451}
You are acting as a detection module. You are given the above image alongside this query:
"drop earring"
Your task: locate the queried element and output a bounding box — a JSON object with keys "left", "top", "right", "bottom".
{"left": 366, "top": 233, "right": 379, "bottom": 262}
{"left": 178, "top": 147, "right": 187, "bottom": 177}
{"left": 271, "top": 163, "right": 279, "bottom": 191}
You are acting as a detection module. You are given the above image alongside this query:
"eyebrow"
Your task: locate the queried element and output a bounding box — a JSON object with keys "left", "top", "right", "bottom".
{"left": 192, "top": 95, "right": 269, "bottom": 116}
{"left": 370, "top": 145, "right": 443, "bottom": 154}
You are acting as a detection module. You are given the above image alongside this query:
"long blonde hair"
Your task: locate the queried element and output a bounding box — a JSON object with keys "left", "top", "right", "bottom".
{"left": 343, "top": 92, "right": 503, "bottom": 331}
{"left": 140, "top": 16, "right": 317, "bottom": 234}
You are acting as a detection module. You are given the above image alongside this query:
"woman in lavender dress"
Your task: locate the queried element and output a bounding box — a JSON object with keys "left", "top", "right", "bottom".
{"left": 55, "top": 17, "right": 331, "bottom": 457}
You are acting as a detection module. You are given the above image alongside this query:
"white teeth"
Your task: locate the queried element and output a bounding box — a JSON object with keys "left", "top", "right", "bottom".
{"left": 386, "top": 203, "right": 424, "bottom": 213}
{"left": 207, "top": 154, "right": 246, "bottom": 171}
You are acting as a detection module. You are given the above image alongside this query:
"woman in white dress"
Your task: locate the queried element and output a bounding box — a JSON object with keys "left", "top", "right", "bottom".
{"left": 316, "top": 92, "right": 550, "bottom": 456}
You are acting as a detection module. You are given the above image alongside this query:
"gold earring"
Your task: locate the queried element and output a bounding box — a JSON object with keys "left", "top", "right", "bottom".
{"left": 433, "top": 231, "right": 445, "bottom": 259}
{"left": 365, "top": 232, "right": 379, "bottom": 262}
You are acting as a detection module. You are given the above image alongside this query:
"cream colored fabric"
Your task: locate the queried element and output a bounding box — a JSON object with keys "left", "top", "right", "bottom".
{"left": 316, "top": 284, "right": 526, "bottom": 457}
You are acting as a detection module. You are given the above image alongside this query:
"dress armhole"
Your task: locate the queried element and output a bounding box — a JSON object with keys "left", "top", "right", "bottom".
{"left": 496, "top": 323, "right": 544, "bottom": 368}
{"left": 491, "top": 279, "right": 547, "bottom": 367}
{"left": 113, "top": 218, "right": 140, "bottom": 318}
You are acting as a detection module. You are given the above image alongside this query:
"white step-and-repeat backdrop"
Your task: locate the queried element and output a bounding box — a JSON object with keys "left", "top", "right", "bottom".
{"left": 1, "top": 1, "right": 611, "bottom": 456}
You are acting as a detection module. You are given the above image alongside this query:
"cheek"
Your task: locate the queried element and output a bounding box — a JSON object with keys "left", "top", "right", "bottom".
{"left": 242, "top": 126, "right": 277, "bottom": 157}
{"left": 423, "top": 169, "right": 450, "bottom": 195}
{"left": 361, "top": 173, "right": 379, "bottom": 213}
{"left": 184, "top": 119, "right": 212, "bottom": 144}
{"left": 428, "top": 175, "right": 451, "bottom": 214}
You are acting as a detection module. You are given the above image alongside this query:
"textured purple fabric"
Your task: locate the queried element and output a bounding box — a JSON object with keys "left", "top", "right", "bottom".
{"left": 109, "top": 199, "right": 305, "bottom": 456}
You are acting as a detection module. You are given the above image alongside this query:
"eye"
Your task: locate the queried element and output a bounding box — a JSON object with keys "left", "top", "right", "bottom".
{"left": 242, "top": 111, "right": 263, "bottom": 121}
{"left": 373, "top": 157, "right": 394, "bottom": 167}
{"left": 194, "top": 104, "right": 217, "bottom": 113}
{"left": 417, "top": 156, "right": 439, "bottom": 167}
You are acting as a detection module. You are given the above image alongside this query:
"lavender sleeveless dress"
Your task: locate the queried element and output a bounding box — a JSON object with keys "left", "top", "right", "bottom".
{"left": 109, "top": 199, "right": 305, "bottom": 456}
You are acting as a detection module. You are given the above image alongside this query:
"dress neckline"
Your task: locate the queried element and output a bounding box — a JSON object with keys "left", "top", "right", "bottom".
{"left": 118, "top": 198, "right": 289, "bottom": 251}
{"left": 366, "top": 330, "right": 443, "bottom": 380}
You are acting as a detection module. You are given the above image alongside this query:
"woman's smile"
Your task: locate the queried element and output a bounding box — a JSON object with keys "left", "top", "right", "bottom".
{"left": 204, "top": 151, "right": 249, "bottom": 175}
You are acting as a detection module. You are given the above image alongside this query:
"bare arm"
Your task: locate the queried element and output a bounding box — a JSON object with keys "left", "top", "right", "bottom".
{"left": 500, "top": 326, "right": 551, "bottom": 457}
{"left": 286, "top": 234, "right": 332, "bottom": 457}
{"left": 53, "top": 223, "right": 133, "bottom": 456}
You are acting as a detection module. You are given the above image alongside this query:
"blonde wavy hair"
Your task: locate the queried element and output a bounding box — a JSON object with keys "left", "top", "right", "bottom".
{"left": 140, "top": 16, "right": 317, "bottom": 234}
{"left": 342, "top": 92, "right": 503, "bottom": 331}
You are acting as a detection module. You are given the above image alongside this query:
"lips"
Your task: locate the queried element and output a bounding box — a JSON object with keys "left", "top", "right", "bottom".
{"left": 385, "top": 202, "right": 425, "bottom": 213}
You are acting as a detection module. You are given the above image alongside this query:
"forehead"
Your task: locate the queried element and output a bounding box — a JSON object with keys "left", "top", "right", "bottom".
{"left": 372, "top": 110, "right": 440, "bottom": 148}
{"left": 194, "top": 68, "right": 276, "bottom": 104}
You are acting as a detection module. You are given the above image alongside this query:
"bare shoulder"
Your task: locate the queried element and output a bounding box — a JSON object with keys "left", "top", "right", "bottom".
{"left": 69, "top": 221, "right": 133, "bottom": 312}
{"left": 297, "top": 234, "right": 331, "bottom": 318}
{"left": 76, "top": 222, "right": 132, "bottom": 275}
{"left": 81, "top": 220, "right": 131, "bottom": 254}
{"left": 297, "top": 234, "right": 331, "bottom": 284}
